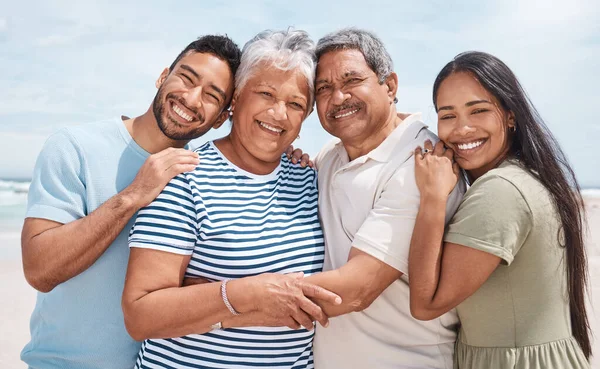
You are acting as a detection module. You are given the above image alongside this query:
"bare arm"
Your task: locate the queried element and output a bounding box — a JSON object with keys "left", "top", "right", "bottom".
{"left": 22, "top": 148, "right": 200, "bottom": 292}
{"left": 408, "top": 141, "right": 501, "bottom": 320}
{"left": 305, "top": 247, "right": 402, "bottom": 317}
{"left": 122, "top": 248, "right": 239, "bottom": 340}
{"left": 408, "top": 194, "right": 500, "bottom": 320}
{"left": 181, "top": 252, "right": 390, "bottom": 320}
{"left": 122, "top": 248, "right": 342, "bottom": 341}
{"left": 23, "top": 195, "right": 138, "bottom": 292}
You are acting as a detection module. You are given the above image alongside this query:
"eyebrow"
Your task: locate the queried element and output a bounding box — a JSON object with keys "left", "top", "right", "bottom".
{"left": 256, "top": 82, "right": 307, "bottom": 103}
{"left": 342, "top": 71, "right": 361, "bottom": 78}
{"left": 315, "top": 78, "right": 329, "bottom": 86}
{"left": 437, "top": 99, "right": 493, "bottom": 111}
{"left": 181, "top": 64, "right": 227, "bottom": 102}
{"left": 257, "top": 81, "right": 276, "bottom": 89}
{"left": 209, "top": 84, "right": 227, "bottom": 102}
{"left": 315, "top": 71, "right": 362, "bottom": 85}
{"left": 180, "top": 64, "right": 199, "bottom": 79}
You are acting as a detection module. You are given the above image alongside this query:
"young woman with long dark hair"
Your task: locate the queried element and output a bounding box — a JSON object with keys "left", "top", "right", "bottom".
{"left": 408, "top": 51, "right": 590, "bottom": 368}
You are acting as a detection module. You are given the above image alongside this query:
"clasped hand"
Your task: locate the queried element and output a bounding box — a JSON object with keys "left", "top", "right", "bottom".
{"left": 184, "top": 273, "right": 341, "bottom": 331}
{"left": 244, "top": 272, "right": 341, "bottom": 331}
{"left": 414, "top": 140, "right": 460, "bottom": 198}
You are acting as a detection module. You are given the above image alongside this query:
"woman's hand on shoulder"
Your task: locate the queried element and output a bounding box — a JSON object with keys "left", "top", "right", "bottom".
{"left": 414, "top": 140, "right": 460, "bottom": 199}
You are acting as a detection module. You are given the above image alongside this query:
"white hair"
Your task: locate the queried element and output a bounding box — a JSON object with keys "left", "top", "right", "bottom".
{"left": 235, "top": 28, "right": 316, "bottom": 109}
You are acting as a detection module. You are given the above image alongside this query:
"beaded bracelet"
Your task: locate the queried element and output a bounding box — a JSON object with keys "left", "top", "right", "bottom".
{"left": 221, "top": 279, "right": 240, "bottom": 316}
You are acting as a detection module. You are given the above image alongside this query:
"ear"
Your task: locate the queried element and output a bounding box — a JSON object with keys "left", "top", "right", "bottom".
{"left": 213, "top": 110, "right": 230, "bottom": 129}
{"left": 155, "top": 68, "right": 170, "bottom": 89}
{"left": 507, "top": 111, "right": 516, "bottom": 129}
{"left": 229, "top": 93, "right": 238, "bottom": 113}
{"left": 384, "top": 72, "right": 399, "bottom": 103}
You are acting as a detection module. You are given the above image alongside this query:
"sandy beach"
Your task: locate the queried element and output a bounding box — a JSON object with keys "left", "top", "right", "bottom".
{"left": 0, "top": 231, "right": 36, "bottom": 368}
{"left": 1, "top": 192, "right": 599, "bottom": 368}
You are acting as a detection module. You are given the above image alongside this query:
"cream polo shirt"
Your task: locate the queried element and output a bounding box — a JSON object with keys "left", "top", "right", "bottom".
{"left": 313, "top": 113, "right": 466, "bottom": 369}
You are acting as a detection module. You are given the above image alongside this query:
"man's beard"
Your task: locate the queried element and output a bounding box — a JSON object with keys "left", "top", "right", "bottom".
{"left": 152, "top": 87, "right": 211, "bottom": 141}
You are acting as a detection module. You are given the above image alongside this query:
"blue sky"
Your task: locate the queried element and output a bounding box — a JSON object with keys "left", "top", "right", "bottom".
{"left": 1, "top": 0, "right": 599, "bottom": 187}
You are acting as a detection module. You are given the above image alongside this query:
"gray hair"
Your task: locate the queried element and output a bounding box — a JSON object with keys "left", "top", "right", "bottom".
{"left": 316, "top": 28, "right": 393, "bottom": 84}
{"left": 235, "top": 28, "right": 316, "bottom": 109}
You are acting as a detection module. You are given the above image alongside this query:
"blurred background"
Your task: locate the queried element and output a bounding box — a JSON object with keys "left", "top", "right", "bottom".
{"left": 0, "top": 0, "right": 598, "bottom": 367}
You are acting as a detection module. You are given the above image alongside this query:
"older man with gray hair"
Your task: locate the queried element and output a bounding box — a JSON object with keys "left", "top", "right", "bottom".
{"left": 302, "top": 28, "right": 465, "bottom": 368}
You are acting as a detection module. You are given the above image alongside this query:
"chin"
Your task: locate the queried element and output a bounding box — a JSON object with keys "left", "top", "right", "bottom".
{"left": 250, "top": 146, "right": 284, "bottom": 162}
{"left": 455, "top": 158, "right": 478, "bottom": 171}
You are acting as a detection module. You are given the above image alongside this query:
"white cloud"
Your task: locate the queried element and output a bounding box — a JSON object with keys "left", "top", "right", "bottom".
{"left": 0, "top": 0, "right": 598, "bottom": 186}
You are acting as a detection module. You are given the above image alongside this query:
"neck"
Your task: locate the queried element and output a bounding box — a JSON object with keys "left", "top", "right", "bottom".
{"left": 124, "top": 107, "right": 188, "bottom": 154}
{"left": 343, "top": 109, "right": 404, "bottom": 161}
{"left": 214, "top": 133, "right": 280, "bottom": 175}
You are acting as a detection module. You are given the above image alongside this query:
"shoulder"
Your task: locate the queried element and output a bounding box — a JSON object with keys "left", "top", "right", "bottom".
{"left": 465, "top": 163, "right": 533, "bottom": 214}
{"left": 62, "top": 118, "right": 122, "bottom": 142}
{"left": 38, "top": 127, "right": 85, "bottom": 164}
{"left": 193, "top": 141, "right": 216, "bottom": 157}
{"left": 314, "top": 137, "right": 342, "bottom": 170}
{"left": 479, "top": 160, "right": 553, "bottom": 213}
{"left": 193, "top": 142, "right": 230, "bottom": 169}
{"left": 40, "top": 118, "right": 125, "bottom": 161}
{"left": 414, "top": 127, "right": 440, "bottom": 145}
{"left": 383, "top": 128, "right": 439, "bottom": 184}
{"left": 280, "top": 155, "right": 318, "bottom": 188}
{"left": 472, "top": 161, "right": 534, "bottom": 197}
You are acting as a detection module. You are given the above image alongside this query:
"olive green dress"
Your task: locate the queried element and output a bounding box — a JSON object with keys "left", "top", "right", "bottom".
{"left": 444, "top": 160, "right": 590, "bottom": 369}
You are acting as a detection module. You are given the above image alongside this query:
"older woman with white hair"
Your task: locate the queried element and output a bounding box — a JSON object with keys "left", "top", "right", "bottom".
{"left": 121, "top": 29, "right": 340, "bottom": 369}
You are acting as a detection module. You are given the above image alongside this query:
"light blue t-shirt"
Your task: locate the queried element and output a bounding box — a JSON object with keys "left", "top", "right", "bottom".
{"left": 22, "top": 118, "right": 149, "bottom": 369}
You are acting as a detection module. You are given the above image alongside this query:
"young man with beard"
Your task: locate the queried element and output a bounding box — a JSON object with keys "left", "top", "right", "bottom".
{"left": 302, "top": 28, "right": 466, "bottom": 368}
{"left": 20, "top": 35, "right": 241, "bottom": 369}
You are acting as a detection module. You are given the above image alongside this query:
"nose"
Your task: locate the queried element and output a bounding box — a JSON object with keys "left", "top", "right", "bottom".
{"left": 268, "top": 101, "right": 288, "bottom": 121}
{"left": 331, "top": 87, "right": 350, "bottom": 106}
{"left": 184, "top": 86, "right": 203, "bottom": 109}
{"left": 454, "top": 116, "right": 476, "bottom": 136}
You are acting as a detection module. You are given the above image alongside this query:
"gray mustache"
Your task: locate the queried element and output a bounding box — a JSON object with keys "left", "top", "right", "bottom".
{"left": 326, "top": 102, "right": 363, "bottom": 118}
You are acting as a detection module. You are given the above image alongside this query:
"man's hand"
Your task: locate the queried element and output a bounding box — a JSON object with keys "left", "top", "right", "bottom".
{"left": 285, "top": 146, "right": 313, "bottom": 168}
{"left": 123, "top": 147, "right": 200, "bottom": 209}
{"left": 229, "top": 272, "right": 341, "bottom": 330}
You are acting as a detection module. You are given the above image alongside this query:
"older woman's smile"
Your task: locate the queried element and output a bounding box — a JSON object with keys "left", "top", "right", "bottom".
{"left": 256, "top": 120, "right": 284, "bottom": 135}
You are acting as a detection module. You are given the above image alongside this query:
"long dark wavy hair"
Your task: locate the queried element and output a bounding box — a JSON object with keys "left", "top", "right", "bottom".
{"left": 432, "top": 51, "right": 591, "bottom": 358}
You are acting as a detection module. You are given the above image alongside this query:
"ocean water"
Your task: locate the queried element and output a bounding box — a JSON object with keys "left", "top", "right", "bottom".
{"left": 0, "top": 179, "right": 28, "bottom": 232}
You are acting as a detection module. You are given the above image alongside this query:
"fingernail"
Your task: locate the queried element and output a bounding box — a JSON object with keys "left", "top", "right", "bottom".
{"left": 335, "top": 297, "right": 342, "bottom": 304}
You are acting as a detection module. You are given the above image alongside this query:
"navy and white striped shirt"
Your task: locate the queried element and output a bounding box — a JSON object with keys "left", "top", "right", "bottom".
{"left": 129, "top": 141, "right": 324, "bottom": 369}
